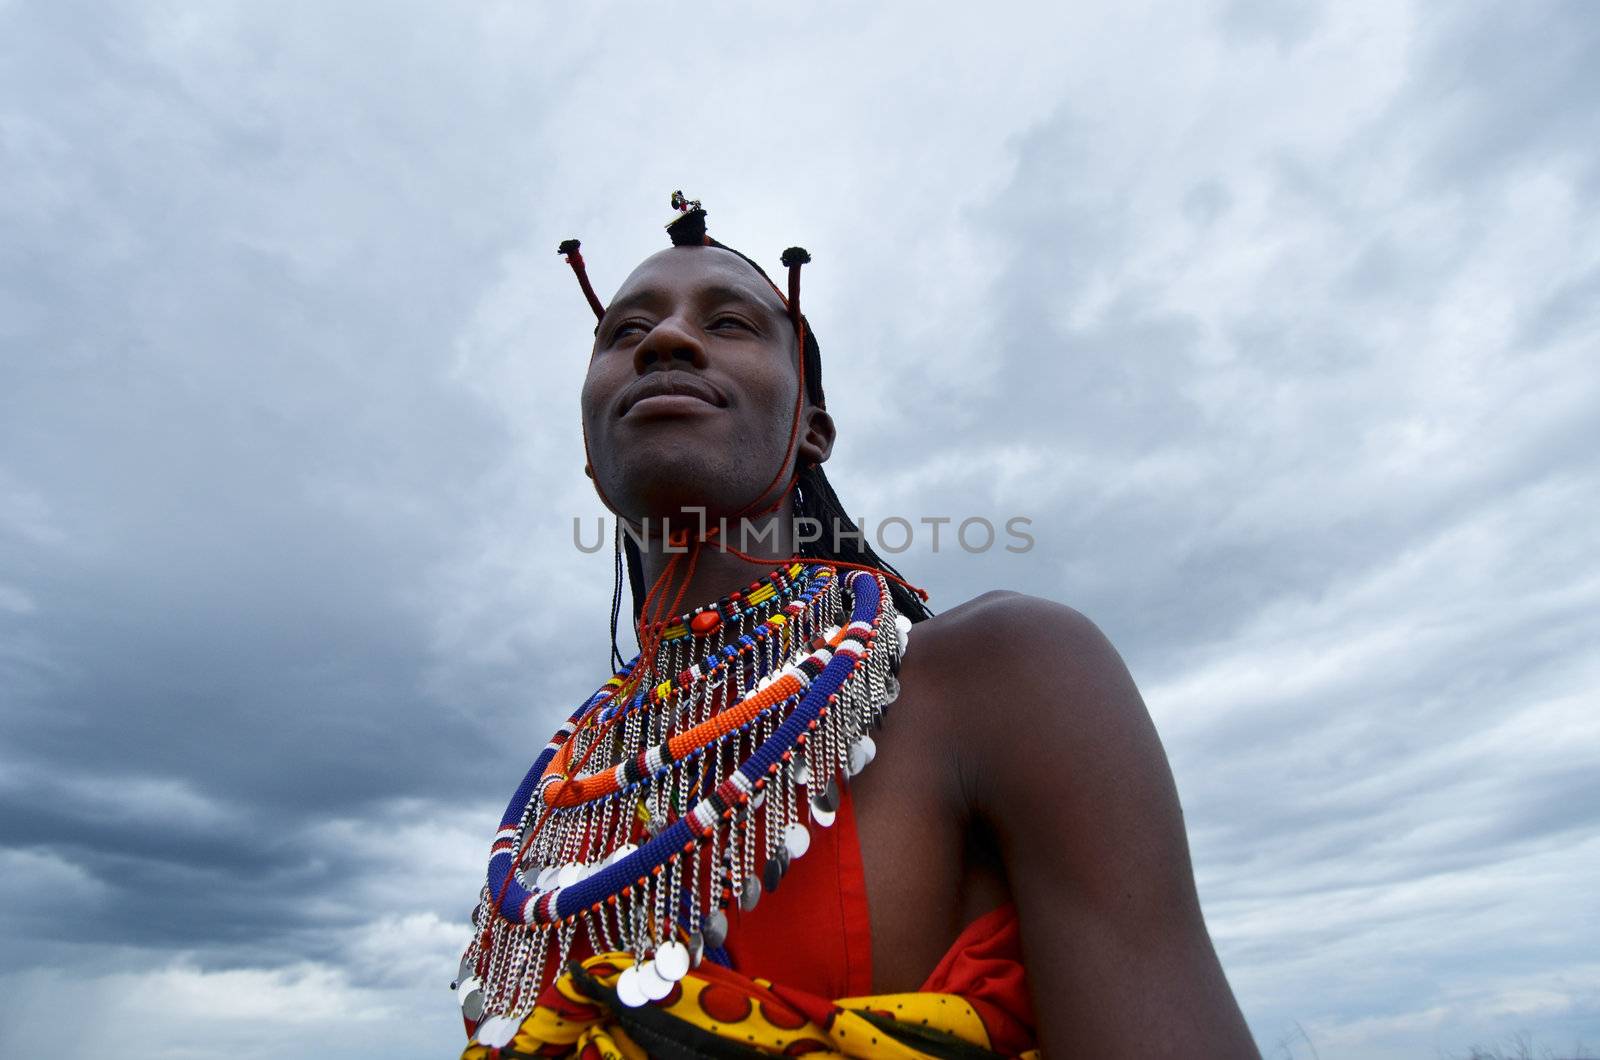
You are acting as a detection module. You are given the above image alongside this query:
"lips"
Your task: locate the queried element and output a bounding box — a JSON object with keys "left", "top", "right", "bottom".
{"left": 617, "top": 373, "right": 727, "bottom": 418}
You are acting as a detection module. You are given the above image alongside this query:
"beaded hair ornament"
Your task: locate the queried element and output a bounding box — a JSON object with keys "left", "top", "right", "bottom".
{"left": 453, "top": 195, "right": 920, "bottom": 1043}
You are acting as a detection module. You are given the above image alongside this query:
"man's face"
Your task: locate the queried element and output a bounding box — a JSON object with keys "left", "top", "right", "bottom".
{"left": 580, "top": 246, "right": 830, "bottom": 521}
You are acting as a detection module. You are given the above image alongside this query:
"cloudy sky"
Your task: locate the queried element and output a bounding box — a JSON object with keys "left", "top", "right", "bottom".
{"left": 3, "top": 1, "right": 1597, "bottom": 1057}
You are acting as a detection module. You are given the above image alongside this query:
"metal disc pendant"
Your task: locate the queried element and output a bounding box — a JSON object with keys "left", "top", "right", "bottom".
{"left": 654, "top": 940, "right": 691, "bottom": 981}
{"left": 751, "top": 787, "right": 766, "bottom": 810}
{"left": 688, "top": 930, "right": 706, "bottom": 966}
{"left": 811, "top": 801, "right": 836, "bottom": 828}
{"left": 847, "top": 734, "right": 877, "bottom": 776}
{"left": 607, "top": 842, "right": 637, "bottom": 865}
{"left": 794, "top": 760, "right": 812, "bottom": 786}
{"left": 762, "top": 849, "right": 789, "bottom": 893}
{"left": 459, "top": 976, "right": 484, "bottom": 1021}
{"left": 639, "top": 960, "right": 673, "bottom": 1001}
{"left": 884, "top": 674, "right": 900, "bottom": 704}
{"left": 739, "top": 874, "right": 762, "bottom": 911}
{"left": 783, "top": 822, "right": 811, "bottom": 859}
{"left": 616, "top": 964, "right": 647, "bottom": 1008}
{"left": 536, "top": 864, "right": 560, "bottom": 891}
{"left": 703, "top": 908, "right": 729, "bottom": 947}
{"left": 813, "top": 778, "right": 841, "bottom": 813}
{"left": 557, "top": 863, "right": 582, "bottom": 888}
{"left": 475, "top": 1015, "right": 519, "bottom": 1049}
{"left": 456, "top": 952, "right": 476, "bottom": 987}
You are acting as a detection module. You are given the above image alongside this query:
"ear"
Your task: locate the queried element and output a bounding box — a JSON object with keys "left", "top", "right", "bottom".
{"left": 798, "top": 406, "right": 836, "bottom": 468}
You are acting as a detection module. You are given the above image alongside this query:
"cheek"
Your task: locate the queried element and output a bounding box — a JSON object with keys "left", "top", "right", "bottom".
{"left": 733, "top": 374, "right": 800, "bottom": 453}
{"left": 743, "top": 355, "right": 804, "bottom": 417}
{"left": 579, "top": 362, "right": 613, "bottom": 426}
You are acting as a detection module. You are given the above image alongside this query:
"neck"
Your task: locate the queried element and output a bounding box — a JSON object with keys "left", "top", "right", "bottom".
{"left": 631, "top": 499, "right": 807, "bottom": 627}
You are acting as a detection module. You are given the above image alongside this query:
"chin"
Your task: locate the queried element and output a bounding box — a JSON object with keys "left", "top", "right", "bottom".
{"left": 598, "top": 452, "right": 761, "bottom": 523}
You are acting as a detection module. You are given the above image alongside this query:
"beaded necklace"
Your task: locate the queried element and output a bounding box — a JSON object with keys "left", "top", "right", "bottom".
{"left": 457, "top": 562, "right": 911, "bottom": 1033}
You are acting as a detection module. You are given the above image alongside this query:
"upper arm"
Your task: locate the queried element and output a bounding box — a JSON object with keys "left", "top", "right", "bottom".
{"left": 954, "top": 593, "right": 1258, "bottom": 1058}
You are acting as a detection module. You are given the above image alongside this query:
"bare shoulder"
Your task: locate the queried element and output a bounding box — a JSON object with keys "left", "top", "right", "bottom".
{"left": 906, "top": 590, "right": 1259, "bottom": 1056}
{"left": 908, "top": 589, "right": 1145, "bottom": 742}
{"left": 913, "top": 588, "right": 1115, "bottom": 659}
{"left": 905, "top": 588, "right": 1175, "bottom": 857}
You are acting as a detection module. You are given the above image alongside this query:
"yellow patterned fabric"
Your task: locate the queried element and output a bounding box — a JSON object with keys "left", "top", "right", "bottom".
{"left": 462, "top": 951, "right": 1040, "bottom": 1059}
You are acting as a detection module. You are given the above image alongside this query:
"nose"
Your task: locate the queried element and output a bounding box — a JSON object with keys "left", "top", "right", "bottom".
{"left": 632, "top": 315, "right": 709, "bottom": 375}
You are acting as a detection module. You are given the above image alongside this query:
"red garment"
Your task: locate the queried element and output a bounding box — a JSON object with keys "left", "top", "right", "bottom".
{"left": 920, "top": 903, "right": 1036, "bottom": 1054}
{"left": 723, "top": 783, "right": 876, "bottom": 998}
{"left": 724, "top": 783, "right": 1037, "bottom": 1053}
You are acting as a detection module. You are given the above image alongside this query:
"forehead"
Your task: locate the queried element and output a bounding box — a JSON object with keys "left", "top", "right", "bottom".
{"left": 608, "top": 246, "right": 787, "bottom": 316}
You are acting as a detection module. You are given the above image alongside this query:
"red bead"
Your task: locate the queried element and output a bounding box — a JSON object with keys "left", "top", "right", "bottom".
{"left": 690, "top": 610, "right": 722, "bottom": 636}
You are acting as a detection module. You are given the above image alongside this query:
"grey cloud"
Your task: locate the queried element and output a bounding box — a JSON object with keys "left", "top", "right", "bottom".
{"left": 1403, "top": 2, "right": 1600, "bottom": 192}
{"left": 2, "top": 2, "right": 1597, "bottom": 1058}
{"left": 0, "top": 0, "right": 578, "bottom": 983}
{"left": 1218, "top": 0, "right": 1324, "bottom": 52}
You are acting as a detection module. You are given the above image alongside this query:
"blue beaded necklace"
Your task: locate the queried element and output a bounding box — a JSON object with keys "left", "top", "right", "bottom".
{"left": 456, "top": 563, "right": 910, "bottom": 1028}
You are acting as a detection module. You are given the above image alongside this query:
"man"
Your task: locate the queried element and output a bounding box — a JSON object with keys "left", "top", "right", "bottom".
{"left": 458, "top": 197, "right": 1258, "bottom": 1058}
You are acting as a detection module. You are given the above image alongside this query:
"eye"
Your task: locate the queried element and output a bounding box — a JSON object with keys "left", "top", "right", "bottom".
{"left": 709, "top": 314, "right": 756, "bottom": 333}
{"left": 609, "top": 319, "right": 651, "bottom": 342}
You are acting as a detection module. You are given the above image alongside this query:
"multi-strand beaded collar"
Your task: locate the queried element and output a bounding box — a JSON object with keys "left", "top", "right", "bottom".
{"left": 457, "top": 562, "right": 910, "bottom": 1039}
